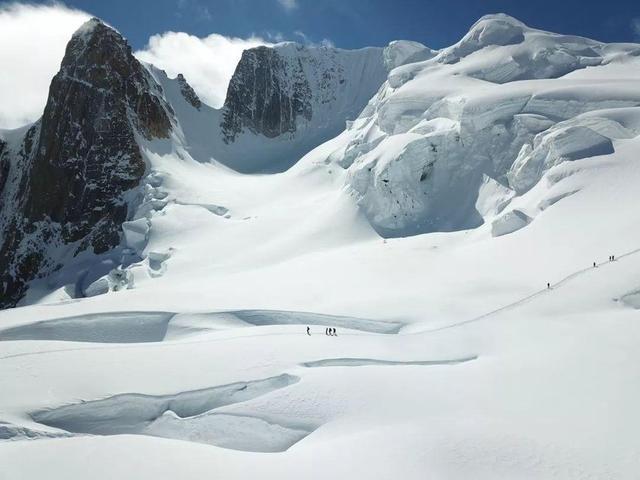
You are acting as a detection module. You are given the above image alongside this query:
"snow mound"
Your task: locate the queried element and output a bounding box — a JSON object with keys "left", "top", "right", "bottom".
{"left": 384, "top": 40, "right": 435, "bottom": 70}
{"left": 440, "top": 14, "right": 526, "bottom": 64}
{"left": 436, "top": 13, "right": 618, "bottom": 83}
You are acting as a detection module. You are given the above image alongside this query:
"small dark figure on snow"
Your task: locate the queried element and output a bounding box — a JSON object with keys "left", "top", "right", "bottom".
{"left": 333, "top": 328, "right": 337, "bottom": 336}
{"left": 307, "top": 326, "right": 311, "bottom": 336}
{"left": 593, "top": 262, "right": 596, "bottom": 267}
{"left": 325, "top": 327, "right": 329, "bottom": 336}
{"left": 547, "top": 282, "right": 550, "bottom": 289}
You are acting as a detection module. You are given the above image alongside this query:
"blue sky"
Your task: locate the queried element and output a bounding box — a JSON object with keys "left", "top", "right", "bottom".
{"left": 25, "top": 0, "right": 640, "bottom": 49}
{"left": 1, "top": 0, "right": 640, "bottom": 129}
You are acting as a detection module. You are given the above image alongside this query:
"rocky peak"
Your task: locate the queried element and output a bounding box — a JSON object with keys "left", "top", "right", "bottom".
{"left": 0, "top": 18, "right": 173, "bottom": 308}
{"left": 221, "top": 45, "right": 312, "bottom": 142}
{"left": 56, "top": 17, "right": 172, "bottom": 139}
{"left": 177, "top": 73, "right": 202, "bottom": 110}
{"left": 220, "top": 42, "right": 394, "bottom": 146}
{"left": 218, "top": 40, "right": 434, "bottom": 149}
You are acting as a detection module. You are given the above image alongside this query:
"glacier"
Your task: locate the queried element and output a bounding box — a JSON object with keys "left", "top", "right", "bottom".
{"left": 1, "top": 13, "right": 640, "bottom": 480}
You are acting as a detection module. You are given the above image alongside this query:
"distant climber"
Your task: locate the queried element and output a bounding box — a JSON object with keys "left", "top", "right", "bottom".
{"left": 612, "top": 255, "right": 615, "bottom": 261}
{"left": 333, "top": 328, "right": 337, "bottom": 336}
{"left": 547, "top": 282, "right": 550, "bottom": 289}
{"left": 307, "top": 326, "right": 310, "bottom": 335}
{"left": 325, "top": 327, "right": 329, "bottom": 336}
{"left": 593, "top": 262, "right": 596, "bottom": 267}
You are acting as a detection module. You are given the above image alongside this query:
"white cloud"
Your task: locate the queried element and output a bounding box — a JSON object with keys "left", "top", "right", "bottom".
{"left": 0, "top": 3, "right": 270, "bottom": 127}
{"left": 294, "top": 30, "right": 335, "bottom": 49}
{"left": 0, "top": 3, "right": 91, "bottom": 129}
{"left": 278, "top": 0, "right": 298, "bottom": 12}
{"left": 135, "top": 31, "right": 271, "bottom": 108}
{"left": 264, "top": 31, "right": 286, "bottom": 43}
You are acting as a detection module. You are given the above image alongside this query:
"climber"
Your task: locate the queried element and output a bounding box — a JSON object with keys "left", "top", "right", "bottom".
{"left": 307, "top": 326, "right": 311, "bottom": 335}
{"left": 547, "top": 282, "right": 550, "bottom": 289}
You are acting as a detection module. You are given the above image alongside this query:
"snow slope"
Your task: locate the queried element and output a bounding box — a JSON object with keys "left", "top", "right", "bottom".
{"left": 2, "top": 13, "right": 640, "bottom": 480}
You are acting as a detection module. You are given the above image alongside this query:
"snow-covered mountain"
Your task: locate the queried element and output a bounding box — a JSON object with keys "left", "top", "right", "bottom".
{"left": 0, "top": 19, "right": 427, "bottom": 308}
{"left": 155, "top": 38, "right": 431, "bottom": 173}
{"left": 332, "top": 14, "right": 640, "bottom": 235}
{"left": 2, "top": 13, "right": 640, "bottom": 480}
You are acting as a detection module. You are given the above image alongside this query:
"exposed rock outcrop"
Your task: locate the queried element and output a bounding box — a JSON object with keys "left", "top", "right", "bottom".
{"left": 221, "top": 46, "right": 312, "bottom": 142}
{"left": 219, "top": 42, "right": 401, "bottom": 146}
{"left": 0, "top": 18, "right": 172, "bottom": 307}
{"left": 177, "top": 73, "right": 202, "bottom": 110}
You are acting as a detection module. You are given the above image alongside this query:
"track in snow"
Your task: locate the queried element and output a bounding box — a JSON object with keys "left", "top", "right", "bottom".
{"left": 422, "top": 246, "right": 640, "bottom": 333}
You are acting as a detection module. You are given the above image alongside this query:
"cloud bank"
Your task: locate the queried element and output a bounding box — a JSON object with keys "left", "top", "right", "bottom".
{"left": 0, "top": 3, "right": 90, "bottom": 129}
{"left": 135, "top": 32, "right": 271, "bottom": 108}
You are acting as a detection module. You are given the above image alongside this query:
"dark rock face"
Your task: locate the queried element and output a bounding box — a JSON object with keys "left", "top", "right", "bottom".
{"left": 177, "top": 73, "right": 201, "bottom": 109}
{"left": 221, "top": 46, "right": 312, "bottom": 142}
{"left": 0, "top": 139, "right": 8, "bottom": 196}
{"left": 0, "top": 18, "right": 172, "bottom": 308}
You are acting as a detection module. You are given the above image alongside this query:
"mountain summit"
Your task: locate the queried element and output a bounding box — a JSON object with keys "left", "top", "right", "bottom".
{"left": 0, "top": 18, "right": 173, "bottom": 306}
